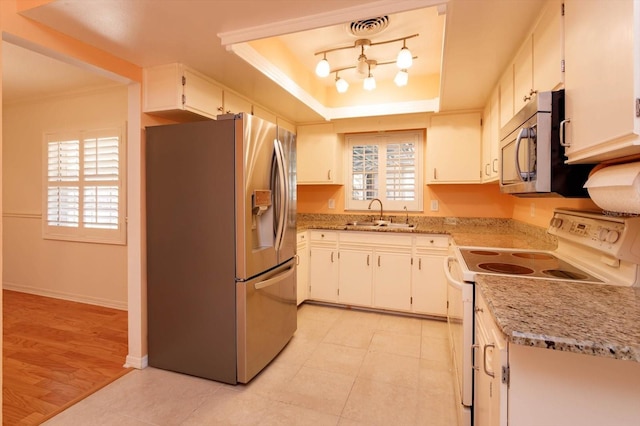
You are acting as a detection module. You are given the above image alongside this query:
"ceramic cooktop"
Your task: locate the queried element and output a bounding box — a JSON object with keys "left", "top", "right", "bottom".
{"left": 458, "top": 248, "right": 604, "bottom": 283}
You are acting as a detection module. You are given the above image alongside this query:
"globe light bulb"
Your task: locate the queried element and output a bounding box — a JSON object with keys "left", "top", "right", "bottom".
{"left": 394, "top": 69, "right": 409, "bottom": 87}
{"left": 315, "top": 57, "right": 330, "bottom": 77}
{"left": 397, "top": 46, "right": 413, "bottom": 69}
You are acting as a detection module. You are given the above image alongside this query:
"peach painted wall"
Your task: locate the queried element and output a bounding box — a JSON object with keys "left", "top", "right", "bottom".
{"left": 298, "top": 182, "right": 516, "bottom": 218}
{"left": 298, "top": 181, "right": 598, "bottom": 228}
{"left": 3, "top": 86, "right": 129, "bottom": 308}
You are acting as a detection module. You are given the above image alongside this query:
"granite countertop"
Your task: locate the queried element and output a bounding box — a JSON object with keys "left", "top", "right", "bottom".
{"left": 477, "top": 275, "right": 640, "bottom": 362}
{"left": 297, "top": 213, "right": 556, "bottom": 251}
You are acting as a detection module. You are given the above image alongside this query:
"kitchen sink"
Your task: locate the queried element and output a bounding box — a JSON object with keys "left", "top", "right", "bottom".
{"left": 344, "top": 221, "right": 416, "bottom": 231}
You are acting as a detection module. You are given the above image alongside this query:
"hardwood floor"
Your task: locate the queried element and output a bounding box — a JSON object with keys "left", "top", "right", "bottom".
{"left": 3, "top": 290, "right": 129, "bottom": 425}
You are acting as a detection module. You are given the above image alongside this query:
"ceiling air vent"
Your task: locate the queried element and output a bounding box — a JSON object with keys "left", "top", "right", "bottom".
{"left": 348, "top": 16, "right": 390, "bottom": 38}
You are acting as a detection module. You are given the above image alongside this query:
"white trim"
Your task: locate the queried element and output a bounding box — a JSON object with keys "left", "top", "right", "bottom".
{"left": 328, "top": 99, "right": 440, "bottom": 120}
{"left": 229, "top": 43, "right": 330, "bottom": 119}
{"left": 124, "top": 354, "right": 148, "bottom": 370}
{"left": 2, "top": 281, "right": 127, "bottom": 310}
{"left": 218, "top": 0, "right": 444, "bottom": 45}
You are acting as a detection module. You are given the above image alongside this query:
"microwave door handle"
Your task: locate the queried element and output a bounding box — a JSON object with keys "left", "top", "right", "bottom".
{"left": 514, "top": 127, "right": 528, "bottom": 182}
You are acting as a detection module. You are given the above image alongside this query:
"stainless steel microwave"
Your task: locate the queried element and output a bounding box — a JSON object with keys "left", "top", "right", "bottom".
{"left": 499, "top": 90, "right": 592, "bottom": 197}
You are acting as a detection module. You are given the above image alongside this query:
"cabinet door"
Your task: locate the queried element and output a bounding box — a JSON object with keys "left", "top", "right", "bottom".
{"left": 481, "top": 89, "right": 500, "bottom": 182}
{"left": 533, "top": 0, "right": 563, "bottom": 93}
{"left": 223, "top": 91, "right": 252, "bottom": 115}
{"left": 309, "top": 247, "right": 338, "bottom": 302}
{"left": 373, "top": 251, "right": 412, "bottom": 311}
{"left": 499, "top": 66, "right": 514, "bottom": 129}
{"left": 297, "top": 123, "right": 344, "bottom": 184}
{"left": 338, "top": 248, "right": 373, "bottom": 306}
{"left": 564, "top": 0, "right": 640, "bottom": 162}
{"left": 474, "top": 316, "right": 492, "bottom": 426}
{"left": 412, "top": 253, "right": 447, "bottom": 316}
{"left": 296, "top": 236, "right": 309, "bottom": 305}
{"left": 182, "top": 67, "right": 223, "bottom": 118}
{"left": 426, "top": 112, "right": 482, "bottom": 183}
{"left": 513, "top": 36, "right": 533, "bottom": 114}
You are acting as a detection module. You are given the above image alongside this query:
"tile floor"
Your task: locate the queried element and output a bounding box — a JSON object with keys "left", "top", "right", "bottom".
{"left": 44, "top": 303, "right": 459, "bottom": 426}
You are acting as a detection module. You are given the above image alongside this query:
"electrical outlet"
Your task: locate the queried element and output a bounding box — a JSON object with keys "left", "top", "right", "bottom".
{"left": 430, "top": 200, "right": 439, "bottom": 211}
{"left": 328, "top": 198, "right": 335, "bottom": 209}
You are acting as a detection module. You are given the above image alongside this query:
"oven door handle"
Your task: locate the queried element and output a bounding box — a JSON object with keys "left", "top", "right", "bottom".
{"left": 444, "top": 256, "right": 464, "bottom": 290}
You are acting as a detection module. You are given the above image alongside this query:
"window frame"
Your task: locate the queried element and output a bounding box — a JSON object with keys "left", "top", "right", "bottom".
{"left": 345, "top": 130, "right": 424, "bottom": 212}
{"left": 42, "top": 127, "right": 127, "bottom": 245}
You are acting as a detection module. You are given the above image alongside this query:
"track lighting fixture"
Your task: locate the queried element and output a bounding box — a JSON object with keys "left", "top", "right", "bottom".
{"left": 314, "top": 33, "right": 418, "bottom": 93}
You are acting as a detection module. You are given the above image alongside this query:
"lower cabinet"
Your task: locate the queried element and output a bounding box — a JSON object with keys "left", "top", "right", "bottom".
{"left": 411, "top": 236, "right": 449, "bottom": 316}
{"left": 296, "top": 231, "right": 309, "bottom": 305}
{"left": 304, "top": 230, "right": 448, "bottom": 317}
{"left": 373, "top": 249, "right": 412, "bottom": 311}
{"left": 308, "top": 231, "right": 339, "bottom": 302}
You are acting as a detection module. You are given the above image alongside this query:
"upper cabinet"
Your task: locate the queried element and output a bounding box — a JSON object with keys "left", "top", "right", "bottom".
{"left": 426, "top": 112, "right": 482, "bottom": 184}
{"left": 499, "top": 0, "right": 563, "bottom": 128}
{"left": 143, "top": 63, "right": 223, "bottom": 120}
{"left": 482, "top": 89, "right": 500, "bottom": 182}
{"left": 297, "top": 123, "right": 344, "bottom": 185}
{"left": 563, "top": 0, "right": 640, "bottom": 163}
{"left": 222, "top": 91, "right": 252, "bottom": 115}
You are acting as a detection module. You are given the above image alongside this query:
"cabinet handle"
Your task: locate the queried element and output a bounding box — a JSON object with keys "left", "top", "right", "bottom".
{"left": 419, "top": 258, "right": 422, "bottom": 270}
{"left": 378, "top": 256, "right": 381, "bottom": 267}
{"left": 331, "top": 252, "right": 334, "bottom": 263}
{"left": 492, "top": 158, "right": 498, "bottom": 173}
{"left": 367, "top": 254, "right": 370, "bottom": 266}
{"left": 523, "top": 95, "right": 531, "bottom": 103}
{"left": 433, "top": 168, "right": 437, "bottom": 180}
{"left": 485, "top": 163, "right": 490, "bottom": 176}
{"left": 217, "top": 106, "right": 224, "bottom": 112}
{"left": 483, "top": 343, "right": 496, "bottom": 378}
{"left": 295, "top": 254, "right": 300, "bottom": 266}
{"left": 327, "top": 169, "right": 331, "bottom": 181}
{"left": 560, "top": 119, "right": 571, "bottom": 147}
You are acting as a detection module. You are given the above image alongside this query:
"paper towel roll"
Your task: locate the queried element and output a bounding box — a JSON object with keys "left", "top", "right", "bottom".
{"left": 584, "top": 161, "right": 640, "bottom": 214}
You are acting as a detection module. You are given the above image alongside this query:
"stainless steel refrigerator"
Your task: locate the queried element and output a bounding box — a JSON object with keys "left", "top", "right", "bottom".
{"left": 146, "top": 113, "right": 297, "bottom": 384}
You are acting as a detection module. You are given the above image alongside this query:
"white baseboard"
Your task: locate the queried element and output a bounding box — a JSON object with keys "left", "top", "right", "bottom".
{"left": 125, "top": 354, "right": 148, "bottom": 369}
{"left": 3, "top": 281, "right": 128, "bottom": 311}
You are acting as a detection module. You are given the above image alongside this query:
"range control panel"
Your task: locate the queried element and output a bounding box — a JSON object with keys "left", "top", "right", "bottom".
{"left": 548, "top": 209, "right": 640, "bottom": 264}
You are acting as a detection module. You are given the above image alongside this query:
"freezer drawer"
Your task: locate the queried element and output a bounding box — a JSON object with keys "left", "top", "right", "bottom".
{"left": 236, "top": 259, "right": 297, "bottom": 383}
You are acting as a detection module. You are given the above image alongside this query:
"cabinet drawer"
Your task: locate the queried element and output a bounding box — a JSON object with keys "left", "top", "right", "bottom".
{"left": 296, "top": 231, "right": 308, "bottom": 244}
{"left": 415, "top": 235, "right": 449, "bottom": 249}
{"left": 310, "top": 230, "right": 338, "bottom": 242}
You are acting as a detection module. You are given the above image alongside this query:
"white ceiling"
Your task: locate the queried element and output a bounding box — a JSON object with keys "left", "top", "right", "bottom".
{"left": 5, "top": 0, "right": 546, "bottom": 123}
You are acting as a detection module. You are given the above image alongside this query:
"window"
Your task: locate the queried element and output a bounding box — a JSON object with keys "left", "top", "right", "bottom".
{"left": 345, "top": 130, "right": 423, "bottom": 212}
{"left": 43, "top": 128, "right": 126, "bottom": 244}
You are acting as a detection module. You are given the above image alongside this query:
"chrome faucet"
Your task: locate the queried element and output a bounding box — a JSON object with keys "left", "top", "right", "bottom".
{"left": 368, "top": 198, "right": 383, "bottom": 221}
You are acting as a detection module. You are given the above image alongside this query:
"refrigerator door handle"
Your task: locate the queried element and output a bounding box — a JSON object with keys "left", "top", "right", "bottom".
{"left": 254, "top": 264, "right": 295, "bottom": 290}
{"left": 272, "top": 138, "right": 288, "bottom": 252}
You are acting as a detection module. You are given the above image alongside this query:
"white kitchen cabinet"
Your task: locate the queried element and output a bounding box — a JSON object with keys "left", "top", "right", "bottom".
{"left": 308, "top": 231, "right": 339, "bottom": 302}
{"left": 499, "top": 66, "right": 514, "bottom": 129}
{"left": 222, "top": 91, "right": 252, "bottom": 115}
{"left": 563, "top": 0, "right": 640, "bottom": 163}
{"left": 482, "top": 89, "right": 500, "bottom": 182}
{"left": 373, "top": 250, "right": 412, "bottom": 311}
{"left": 296, "top": 231, "right": 309, "bottom": 305}
{"left": 474, "top": 290, "right": 508, "bottom": 426}
{"left": 500, "top": 0, "right": 563, "bottom": 126}
{"left": 475, "top": 288, "right": 640, "bottom": 426}
{"left": 337, "top": 248, "right": 373, "bottom": 306}
{"left": 513, "top": 36, "right": 534, "bottom": 115}
{"left": 143, "top": 63, "right": 223, "bottom": 120}
{"left": 426, "top": 112, "right": 482, "bottom": 184}
{"left": 253, "top": 105, "right": 277, "bottom": 124}
{"left": 297, "top": 123, "right": 344, "bottom": 184}
{"left": 532, "top": 0, "right": 563, "bottom": 95}
{"left": 411, "top": 235, "right": 449, "bottom": 317}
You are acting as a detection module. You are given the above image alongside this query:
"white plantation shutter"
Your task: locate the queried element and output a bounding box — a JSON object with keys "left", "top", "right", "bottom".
{"left": 346, "top": 130, "right": 423, "bottom": 212}
{"left": 43, "top": 129, "right": 126, "bottom": 244}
